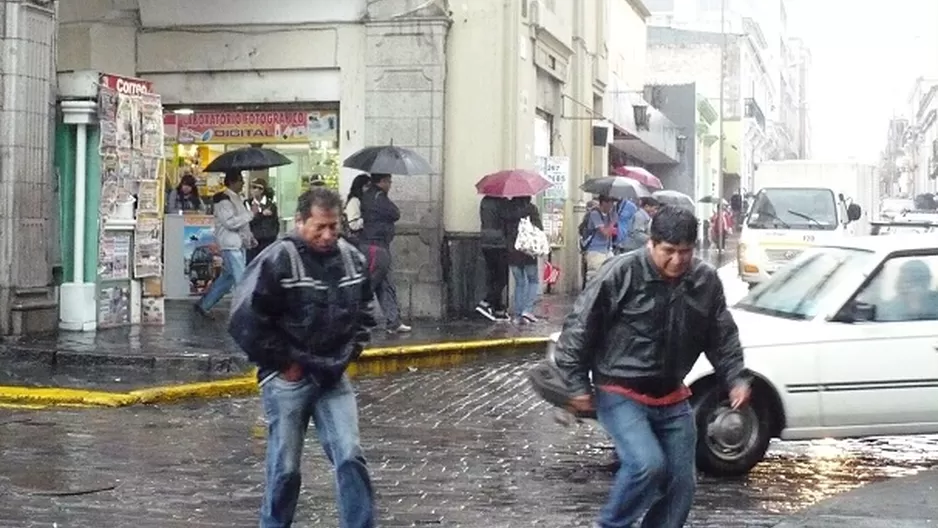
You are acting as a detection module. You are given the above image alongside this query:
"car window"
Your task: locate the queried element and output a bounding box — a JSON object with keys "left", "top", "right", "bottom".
{"left": 736, "top": 247, "right": 875, "bottom": 320}
{"left": 854, "top": 254, "right": 938, "bottom": 322}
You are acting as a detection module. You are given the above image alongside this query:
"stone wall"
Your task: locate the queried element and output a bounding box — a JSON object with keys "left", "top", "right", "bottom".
{"left": 364, "top": 4, "right": 449, "bottom": 319}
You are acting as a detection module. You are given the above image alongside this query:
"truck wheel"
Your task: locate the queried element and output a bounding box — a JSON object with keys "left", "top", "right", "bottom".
{"left": 693, "top": 387, "right": 771, "bottom": 477}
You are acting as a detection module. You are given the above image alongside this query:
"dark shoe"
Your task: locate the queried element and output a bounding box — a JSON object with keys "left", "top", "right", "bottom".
{"left": 493, "top": 310, "right": 511, "bottom": 322}
{"left": 193, "top": 303, "right": 211, "bottom": 318}
{"left": 475, "top": 302, "right": 496, "bottom": 321}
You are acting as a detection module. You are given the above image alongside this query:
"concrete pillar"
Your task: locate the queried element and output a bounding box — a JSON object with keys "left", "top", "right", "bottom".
{"left": 0, "top": 0, "right": 58, "bottom": 335}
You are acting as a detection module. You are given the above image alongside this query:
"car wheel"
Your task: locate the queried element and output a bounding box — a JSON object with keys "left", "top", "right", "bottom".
{"left": 693, "top": 387, "right": 771, "bottom": 477}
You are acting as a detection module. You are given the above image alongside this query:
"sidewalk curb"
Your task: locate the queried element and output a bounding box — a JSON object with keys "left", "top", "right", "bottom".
{"left": 0, "top": 336, "right": 550, "bottom": 408}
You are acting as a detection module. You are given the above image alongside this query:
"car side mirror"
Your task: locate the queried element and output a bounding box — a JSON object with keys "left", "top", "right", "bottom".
{"left": 846, "top": 203, "right": 862, "bottom": 222}
{"left": 840, "top": 300, "right": 876, "bottom": 323}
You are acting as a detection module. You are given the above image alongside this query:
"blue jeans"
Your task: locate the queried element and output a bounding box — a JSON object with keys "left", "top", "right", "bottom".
{"left": 510, "top": 264, "right": 539, "bottom": 317}
{"left": 260, "top": 374, "right": 375, "bottom": 528}
{"left": 595, "top": 390, "right": 697, "bottom": 528}
{"left": 197, "top": 249, "right": 246, "bottom": 312}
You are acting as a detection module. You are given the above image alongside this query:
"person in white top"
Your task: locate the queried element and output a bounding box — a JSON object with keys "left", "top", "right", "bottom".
{"left": 194, "top": 171, "right": 256, "bottom": 316}
{"left": 343, "top": 173, "right": 370, "bottom": 240}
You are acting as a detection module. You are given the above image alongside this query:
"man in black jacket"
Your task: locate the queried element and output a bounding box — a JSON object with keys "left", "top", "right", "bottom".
{"left": 228, "top": 187, "right": 377, "bottom": 528}
{"left": 554, "top": 206, "right": 750, "bottom": 528}
{"left": 475, "top": 196, "right": 510, "bottom": 321}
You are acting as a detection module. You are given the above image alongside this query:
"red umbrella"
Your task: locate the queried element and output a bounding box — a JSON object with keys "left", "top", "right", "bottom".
{"left": 475, "top": 169, "right": 554, "bottom": 197}
{"left": 612, "top": 166, "right": 663, "bottom": 189}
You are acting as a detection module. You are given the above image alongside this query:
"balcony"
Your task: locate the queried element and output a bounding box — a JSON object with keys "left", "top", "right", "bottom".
{"left": 745, "top": 98, "right": 765, "bottom": 130}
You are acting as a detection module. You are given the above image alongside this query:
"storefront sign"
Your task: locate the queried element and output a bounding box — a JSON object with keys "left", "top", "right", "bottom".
{"left": 171, "top": 110, "right": 338, "bottom": 144}
{"left": 99, "top": 74, "right": 153, "bottom": 96}
{"left": 538, "top": 156, "right": 570, "bottom": 200}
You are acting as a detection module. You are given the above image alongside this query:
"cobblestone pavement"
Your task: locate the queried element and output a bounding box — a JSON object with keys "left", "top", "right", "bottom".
{"left": 2, "top": 352, "right": 937, "bottom": 527}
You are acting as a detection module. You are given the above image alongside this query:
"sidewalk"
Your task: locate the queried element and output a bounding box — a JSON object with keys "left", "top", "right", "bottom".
{"left": 0, "top": 294, "right": 570, "bottom": 394}
{"left": 774, "top": 467, "right": 938, "bottom": 527}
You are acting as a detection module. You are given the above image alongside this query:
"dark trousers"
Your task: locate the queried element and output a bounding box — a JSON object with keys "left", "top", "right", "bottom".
{"left": 482, "top": 248, "right": 508, "bottom": 311}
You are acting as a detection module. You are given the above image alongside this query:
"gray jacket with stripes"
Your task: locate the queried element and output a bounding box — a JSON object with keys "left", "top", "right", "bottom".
{"left": 228, "top": 235, "right": 376, "bottom": 386}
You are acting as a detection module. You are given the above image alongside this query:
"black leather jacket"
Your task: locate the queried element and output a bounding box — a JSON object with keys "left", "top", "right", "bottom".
{"left": 554, "top": 248, "right": 747, "bottom": 397}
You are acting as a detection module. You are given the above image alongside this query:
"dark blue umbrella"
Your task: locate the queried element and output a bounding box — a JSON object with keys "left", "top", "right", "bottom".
{"left": 204, "top": 147, "right": 292, "bottom": 173}
{"left": 343, "top": 145, "right": 432, "bottom": 175}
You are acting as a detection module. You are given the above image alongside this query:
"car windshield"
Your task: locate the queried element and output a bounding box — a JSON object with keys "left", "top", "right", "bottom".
{"left": 735, "top": 247, "right": 876, "bottom": 320}
{"left": 747, "top": 188, "right": 838, "bottom": 230}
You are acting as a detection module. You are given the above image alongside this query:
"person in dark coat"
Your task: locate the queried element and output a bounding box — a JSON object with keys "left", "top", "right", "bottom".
{"left": 165, "top": 173, "right": 203, "bottom": 213}
{"left": 502, "top": 196, "right": 543, "bottom": 324}
{"left": 227, "top": 187, "right": 377, "bottom": 528}
{"left": 554, "top": 206, "right": 751, "bottom": 528}
{"left": 475, "top": 196, "right": 511, "bottom": 321}
{"left": 359, "top": 173, "right": 411, "bottom": 334}
{"left": 245, "top": 178, "right": 280, "bottom": 263}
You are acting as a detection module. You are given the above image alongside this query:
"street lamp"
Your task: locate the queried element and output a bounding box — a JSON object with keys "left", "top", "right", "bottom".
{"left": 632, "top": 102, "right": 649, "bottom": 131}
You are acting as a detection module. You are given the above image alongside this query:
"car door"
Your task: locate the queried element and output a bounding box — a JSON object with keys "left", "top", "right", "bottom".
{"left": 817, "top": 252, "right": 938, "bottom": 436}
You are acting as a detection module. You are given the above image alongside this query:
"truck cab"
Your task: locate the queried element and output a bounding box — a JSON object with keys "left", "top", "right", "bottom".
{"left": 738, "top": 187, "right": 864, "bottom": 287}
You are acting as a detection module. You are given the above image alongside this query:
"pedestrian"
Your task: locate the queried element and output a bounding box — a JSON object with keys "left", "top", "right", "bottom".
{"left": 246, "top": 178, "right": 280, "bottom": 263}
{"left": 582, "top": 196, "right": 618, "bottom": 282}
{"left": 475, "top": 195, "right": 511, "bottom": 321}
{"left": 553, "top": 205, "right": 751, "bottom": 528}
{"left": 360, "top": 173, "right": 411, "bottom": 334}
{"left": 619, "top": 196, "right": 660, "bottom": 252}
{"left": 503, "top": 196, "right": 542, "bottom": 324}
{"left": 228, "top": 187, "right": 377, "bottom": 528}
{"left": 614, "top": 197, "right": 638, "bottom": 253}
{"left": 343, "top": 173, "right": 370, "bottom": 243}
{"left": 194, "top": 171, "right": 256, "bottom": 316}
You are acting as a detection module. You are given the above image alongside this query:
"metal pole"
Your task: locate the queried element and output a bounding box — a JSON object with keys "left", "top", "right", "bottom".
{"left": 716, "top": 0, "right": 727, "bottom": 255}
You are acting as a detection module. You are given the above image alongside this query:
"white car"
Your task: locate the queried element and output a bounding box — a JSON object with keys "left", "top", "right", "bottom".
{"left": 546, "top": 235, "right": 938, "bottom": 476}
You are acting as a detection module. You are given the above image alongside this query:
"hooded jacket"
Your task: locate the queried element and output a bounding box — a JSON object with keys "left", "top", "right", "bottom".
{"left": 228, "top": 235, "right": 376, "bottom": 386}
{"left": 479, "top": 196, "right": 508, "bottom": 249}
{"left": 359, "top": 186, "right": 400, "bottom": 247}
{"left": 553, "top": 248, "right": 747, "bottom": 397}
{"left": 212, "top": 189, "right": 254, "bottom": 250}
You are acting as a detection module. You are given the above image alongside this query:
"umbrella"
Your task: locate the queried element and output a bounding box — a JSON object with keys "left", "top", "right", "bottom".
{"left": 698, "top": 195, "right": 725, "bottom": 204}
{"left": 653, "top": 190, "right": 695, "bottom": 212}
{"left": 612, "top": 166, "right": 663, "bottom": 189}
{"left": 475, "top": 169, "right": 553, "bottom": 197}
{"left": 343, "top": 145, "right": 432, "bottom": 175}
{"left": 203, "top": 147, "right": 292, "bottom": 173}
{"left": 581, "top": 176, "right": 650, "bottom": 201}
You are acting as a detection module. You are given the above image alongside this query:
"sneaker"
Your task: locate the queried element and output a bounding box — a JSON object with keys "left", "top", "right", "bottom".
{"left": 387, "top": 324, "right": 412, "bottom": 334}
{"left": 513, "top": 316, "right": 527, "bottom": 325}
{"left": 492, "top": 310, "right": 511, "bottom": 322}
{"left": 193, "top": 303, "right": 211, "bottom": 318}
{"left": 522, "top": 312, "right": 539, "bottom": 323}
{"left": 475, "top": 303, "right": 496, "bottom": 321}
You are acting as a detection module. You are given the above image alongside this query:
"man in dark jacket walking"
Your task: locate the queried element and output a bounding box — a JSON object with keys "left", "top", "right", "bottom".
{"left": 554, "top": 206, "right": 751, "bottom": 528}
{"left": 359, "top": 173, "right": 411, "bottom": 334}
{"left": 475, "top": 196, "right": 510, "bottom": 321}
{"left": 228, "top": 187, "right": 377, "bottom": 528}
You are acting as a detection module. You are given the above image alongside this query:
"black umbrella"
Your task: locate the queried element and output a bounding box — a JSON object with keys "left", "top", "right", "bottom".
{"left": 653, "top": 190, "right": 695, "bottom": 212}
{"left": 203, "top": 147, "right": 292, "bottom": 173}
{"left": 580, "top": 176, "right": 649, "bottom": 201}
{"left": 343, "top": 145, "right": 432, "bottom": 175}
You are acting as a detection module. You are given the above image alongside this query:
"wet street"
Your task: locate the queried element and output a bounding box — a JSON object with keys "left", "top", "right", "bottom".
{"left": 2, "top": 352, "right": 937, "bottom": 527}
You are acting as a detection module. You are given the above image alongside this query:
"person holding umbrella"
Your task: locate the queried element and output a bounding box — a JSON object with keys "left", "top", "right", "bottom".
{"left": 473, "top": 169, "right": 552, "bottom": 322}
{"left": 583, "top": 196, "right": 618, "bottom": 282}
{"left": 194, "top": 170, "right": 256, "bottom": 316}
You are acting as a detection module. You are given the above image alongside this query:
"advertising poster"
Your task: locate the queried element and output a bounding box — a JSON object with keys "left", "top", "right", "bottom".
{"left": 141, "top": 297, "right": 165, "bottom": 325}
{"left": 175, "top": 111, "right": 337, "bottom": 144}
{"left": 183, "top": 216, "right": 221, "bottom": 295}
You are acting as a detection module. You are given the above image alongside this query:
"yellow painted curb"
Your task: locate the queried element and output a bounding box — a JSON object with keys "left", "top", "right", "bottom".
{"left": 0, "top": 336, "right": 549, "bottom": 409}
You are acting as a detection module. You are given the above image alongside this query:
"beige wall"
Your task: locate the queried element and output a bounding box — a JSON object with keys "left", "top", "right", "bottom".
{"left": 609, "top": 0, "right": 649, "bottom": 90}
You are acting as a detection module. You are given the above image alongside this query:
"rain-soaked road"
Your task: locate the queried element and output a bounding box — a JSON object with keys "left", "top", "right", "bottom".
{"left": 2, "top": 352, "right": 937, "bottom": 527}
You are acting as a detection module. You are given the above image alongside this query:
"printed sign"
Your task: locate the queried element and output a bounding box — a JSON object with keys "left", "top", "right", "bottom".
{"left": 171, "top": 110, "right": 338, "bottom": 144}
{"left": 99, "top": 74, "right": 153, "bottom": 96}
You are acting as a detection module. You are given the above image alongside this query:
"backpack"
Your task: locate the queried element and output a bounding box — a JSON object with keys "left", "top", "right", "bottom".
{"left": 577, "top": 211, "right": 596, "bottom": 252}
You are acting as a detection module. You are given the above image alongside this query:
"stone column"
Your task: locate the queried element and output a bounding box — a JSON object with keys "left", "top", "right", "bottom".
{"left": 0, "top": 0, "right": 58, "bottom": 335}
{"left": 364, "top": 2, "right": 449, "bottom": 319}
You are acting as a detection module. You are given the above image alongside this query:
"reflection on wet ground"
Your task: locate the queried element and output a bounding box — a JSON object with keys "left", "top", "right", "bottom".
{"left": 0, "top": 352, "right": 936, "bottom": 527}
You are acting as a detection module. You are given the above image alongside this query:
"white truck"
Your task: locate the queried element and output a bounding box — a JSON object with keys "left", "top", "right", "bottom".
{"left": 737, "top": 160, "right": 878, "bottom": 287}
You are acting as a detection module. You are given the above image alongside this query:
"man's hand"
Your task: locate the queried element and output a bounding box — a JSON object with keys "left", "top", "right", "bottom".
{"left": 567, "top": 394, "right": 595, "bottom": 414}
{"left": 729, "top": 382, "right": 751, "bottom": 409}
{"left": 251, "top": 203, "right": 260, "bottom": 214}
{"left": 280, "top": 363, "right": 304, "bottom": 382}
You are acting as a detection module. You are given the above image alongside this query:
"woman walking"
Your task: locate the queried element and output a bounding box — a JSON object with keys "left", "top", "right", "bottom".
{"left": 503, "top": 196, "right": 543, "bottom": 324}
{"left": 343, "top": 173, "right": 370, "bottom": 242}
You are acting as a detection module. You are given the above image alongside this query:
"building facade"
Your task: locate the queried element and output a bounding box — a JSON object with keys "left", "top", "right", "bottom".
{"left": 646, "top": 26, "right": 771, "bottom": 199}
{"left": 899, "top": 79, "right": 938, "bottom": 198}
{"left": 55, "top": 0, "right": 679, "bottom": 320}
{"left": 0, "top": 0, "right": 58, "bottom": 335}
